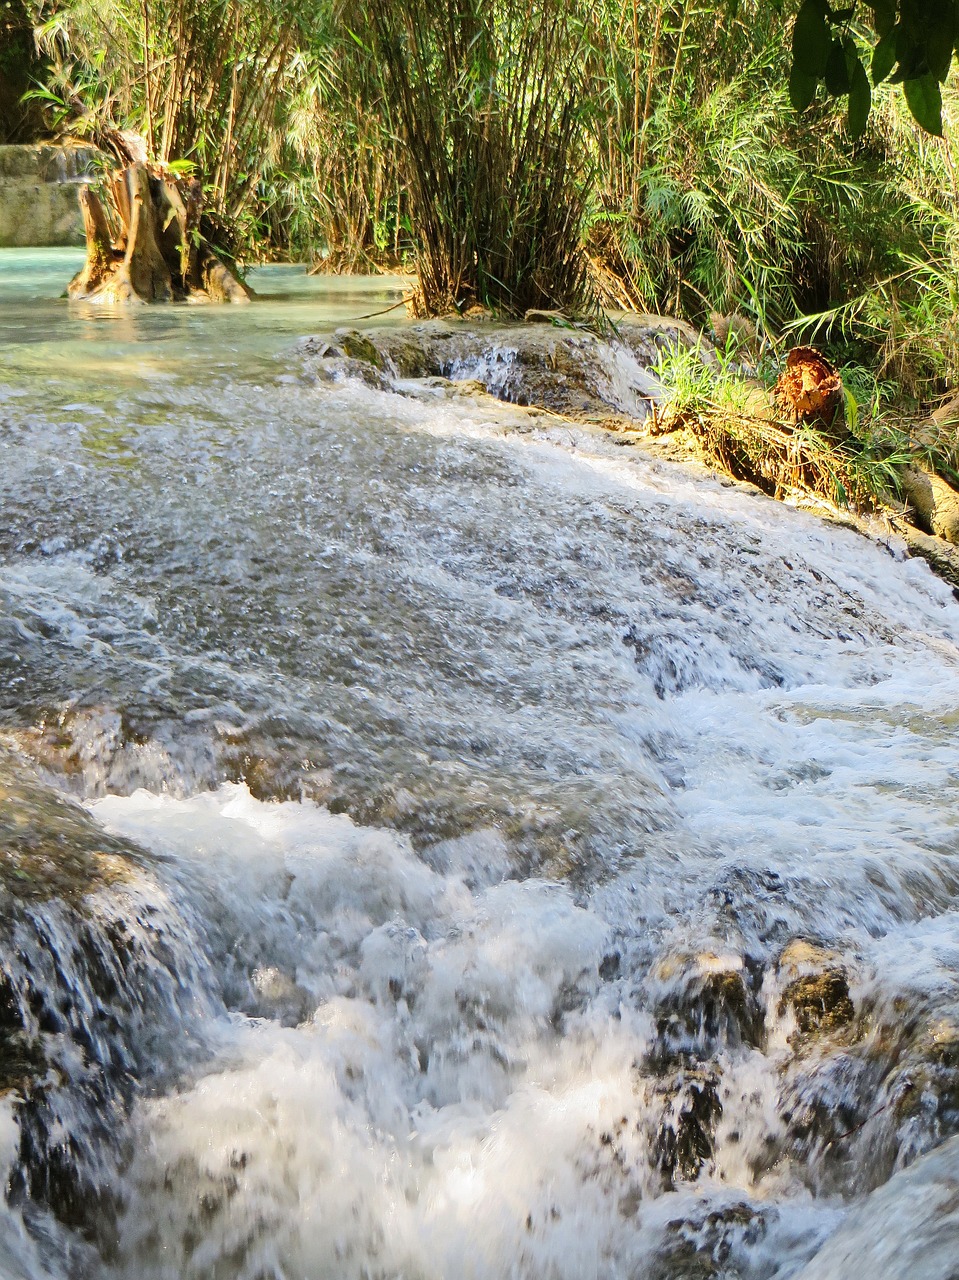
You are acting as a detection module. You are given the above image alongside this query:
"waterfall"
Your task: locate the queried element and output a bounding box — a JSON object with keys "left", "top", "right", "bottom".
{"left": 1, "top": 255, "right": 958, "bottom": 1278}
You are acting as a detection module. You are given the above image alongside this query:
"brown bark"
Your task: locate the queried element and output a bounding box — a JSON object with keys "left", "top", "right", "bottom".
{"left": 68, "top": 164, "right": 251, "bottom": 306}
{"left": 774, "top": 346, "right": 845, "bottom": 439}
{"left": 69, "top": 187, "right": 117, "bottom": 297}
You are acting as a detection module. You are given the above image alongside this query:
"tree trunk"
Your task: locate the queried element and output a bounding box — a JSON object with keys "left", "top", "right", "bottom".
{"left": 68, "top": 164, "right": 251, "bottom": 306}
{"left": 900, "top": 465, "right": 959, "bottom": 545}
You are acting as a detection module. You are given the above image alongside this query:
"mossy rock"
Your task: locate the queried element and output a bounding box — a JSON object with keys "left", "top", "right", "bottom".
{"left": 0, "top": 754, "right": 140, "bottom": 904}
{"left": 777, "top": 940, "right": 855, "bottom": 1039}
{"left": 781, "top": 971, "right": 855, "bottom": 1036}
{"left": 332, "top": 328, "right": 387, "bottom": 369}
{"left": 648, "top": 949, "right": 765, "bottom": 1065}
{"left": 889, "top": 1018, "right": 959, "bottom": 1143}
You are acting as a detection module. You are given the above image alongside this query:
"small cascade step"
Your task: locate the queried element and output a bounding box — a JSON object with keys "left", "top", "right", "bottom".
{"left": 0, "top": 144, "right": 104, "bottom": 247}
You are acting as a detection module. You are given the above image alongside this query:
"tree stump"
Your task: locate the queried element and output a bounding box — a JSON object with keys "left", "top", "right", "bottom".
{"left": 774, "top": 345, "right": 845, "bottom": 438}
{"left": 68, "top": 164, "right": 251, "bottom": 305}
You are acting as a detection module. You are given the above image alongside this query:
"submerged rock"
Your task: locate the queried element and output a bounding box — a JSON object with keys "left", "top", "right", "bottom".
{"left": 793, "top": 1134, "right": 959, "bottom": 1280}
{"left": 651, "top": 1068, "right": 724, "bottom": 1189}
{"left": 646, "top": 1200, "right": 771, "bottom": 1280}
{"left": 299, "top": 315, "right": 709, "bottom": 421}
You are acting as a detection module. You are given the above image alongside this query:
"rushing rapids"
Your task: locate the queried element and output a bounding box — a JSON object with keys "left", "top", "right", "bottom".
{"left": 1, "top": 249, "right": 959, "bottom": 1278}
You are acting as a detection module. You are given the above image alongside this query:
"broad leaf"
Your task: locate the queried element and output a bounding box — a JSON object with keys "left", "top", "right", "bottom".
{"left": 847, "top": 53, "right": 871, "bottom": 137}
{"left": 903, "top": 72, "right": 944, "bottom": 134}
{"left": 866, "top": 0, "right": 897, "bottom": 37}
{"left": 825, "top": 38, "right": 851, "bottom": 93}
{"left": 790, "top": 63, "right": 818, "bottom": 111}
{"left": 924, "top": 0, "right": 957, "bottom": 79}
{"left": 872, "top": 28, "right": 898, "bottom": 83}
{"left": 793, "top": 0, "right": 832, "bottom": 76}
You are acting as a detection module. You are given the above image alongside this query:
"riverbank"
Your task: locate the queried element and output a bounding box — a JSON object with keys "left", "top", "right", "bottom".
{"left": 299, "top": 313, "right": 959, "bottom": 593}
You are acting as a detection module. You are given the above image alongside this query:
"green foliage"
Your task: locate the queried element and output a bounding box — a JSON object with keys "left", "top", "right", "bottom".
{"left": 789, "top": 0, "right": 959, "bottom": 135}
{"left": 584, "top": 0, "right": 959, "bottom": 405}
{"left": 31, "top": 0, "right": 312, "bottom": 255}
{"left": 652, "top": 338, "right": 912, "bottom": 509}
{"left": 0, "top": 0, "right": 45, "bottom": 140}
{"left": 19, "top": 0, "right": 959, "bottom": 412}
{"left": 342, "top": 0, "right": 592, "bottom": 316}
{"left": 651, "top": 336, "right": 760, "bottom": 419}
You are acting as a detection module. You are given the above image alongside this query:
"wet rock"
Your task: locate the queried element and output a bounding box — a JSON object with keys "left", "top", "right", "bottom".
{"left": 778, "top": 1048, "right": 881, "bottom": 1193}
{"left": 299, "top": 317, "right": 680, "bottom": 420}
{"left": 777, "top": 941, "right": 855, "bottom": 1038}
{"left": 783, "top": 972, "right": 855, "bottom": 1037}
{"left": 0, "top": 750, "right": 140, "bottom": 902}
{"left": 331, "top": 328, "right": 387, "bottom": 368}
{"left": 0, "top": 751, "right": 216, "bottom": 1243}
{"left": 14, "top": 704, "right": 221, "bottom": 799}
{"left": 309, "top": 355, "right": 392, "bottom": 392}
{"left": 249, "top": 965, "right": 313, "bottom": 1026}
{"left": 645, "top": 1200, "right": 771, "bottom": 1280}
{"left": 647, "top": 949, "right": 765, "bottom": 1064}
{"left": 793, "top": 1133, "right": 959, "bottom": 1280}
{"left": 887, "top": 1017, "right": 959, "bottom": 1163}
{"left": 650, "top": 1068, "right": 723, "bottom": 1188}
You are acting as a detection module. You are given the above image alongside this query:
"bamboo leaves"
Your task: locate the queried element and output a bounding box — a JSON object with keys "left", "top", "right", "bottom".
{"left": 347, "top": 0, "right": 591, "bottom": 316}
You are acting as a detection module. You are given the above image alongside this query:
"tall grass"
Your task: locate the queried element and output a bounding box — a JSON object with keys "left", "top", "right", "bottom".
{"left": 584, "top": 0, "right": 959, "bottom": 398}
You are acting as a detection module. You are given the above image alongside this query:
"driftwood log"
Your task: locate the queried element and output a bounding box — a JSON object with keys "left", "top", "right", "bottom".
{"left": 896, "top": 393, "right": 959, "bottom": 545}
{"left": 69, "top": 163, "right": 251, "bottom": 305}
{"left": 900, "top": 465, "right": 959, "bottom": 544}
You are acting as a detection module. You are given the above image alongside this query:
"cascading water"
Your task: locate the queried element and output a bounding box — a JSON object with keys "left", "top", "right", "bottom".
{"left": 1, "top": 248, "right": 959, "bottom": 1279}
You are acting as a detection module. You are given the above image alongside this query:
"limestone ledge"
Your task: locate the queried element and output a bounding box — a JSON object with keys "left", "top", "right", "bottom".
{"left": 0, "top": 143, "right": 104, "bottom": 248}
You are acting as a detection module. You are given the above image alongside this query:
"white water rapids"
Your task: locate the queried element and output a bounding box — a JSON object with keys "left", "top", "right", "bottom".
{"left": 1, "top": 252, "right": 959, "bottom": 1279}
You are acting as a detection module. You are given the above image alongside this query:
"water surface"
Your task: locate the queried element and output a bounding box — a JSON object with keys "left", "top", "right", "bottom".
{"left": 1, "top": 250, "right": 958, "bottom": 1279}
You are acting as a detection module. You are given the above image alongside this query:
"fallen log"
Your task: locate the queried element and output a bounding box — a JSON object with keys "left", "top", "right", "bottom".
{"left": 68, "top": 164, "right": 251, "bottom": 305}
{"left": 900, "top": 465, "right": 959, "bottom": 545}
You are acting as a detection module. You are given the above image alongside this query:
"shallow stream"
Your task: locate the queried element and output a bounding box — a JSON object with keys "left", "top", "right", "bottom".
{"left": 1, "top": 249, "right": 959, "bottom": 1279}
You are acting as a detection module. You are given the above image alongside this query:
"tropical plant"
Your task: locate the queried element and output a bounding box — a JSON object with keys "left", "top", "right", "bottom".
{"left": 789, "top": 0, "right": 959, "bottom": 136}
{"left": 0, "top": 0, "right": 44, "bottom": 140}
{"left": 31, "top": 0, "right": 308, "bottom": 253}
